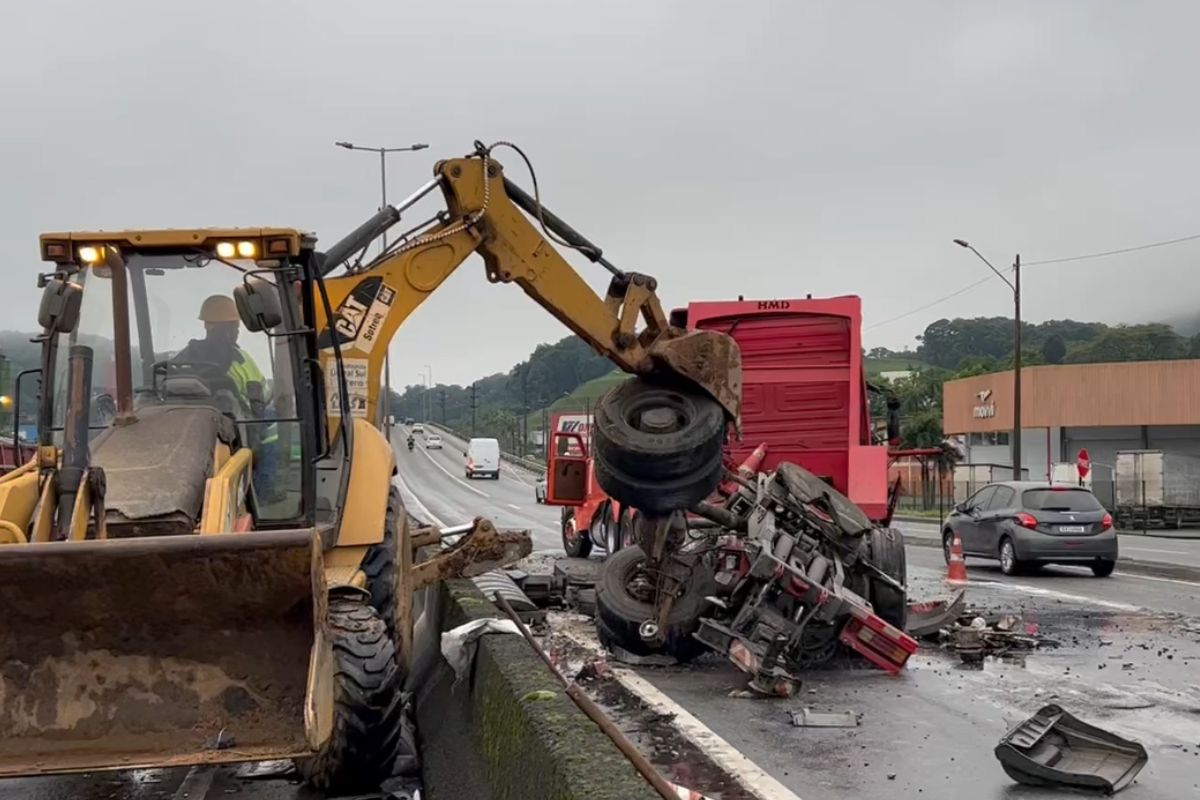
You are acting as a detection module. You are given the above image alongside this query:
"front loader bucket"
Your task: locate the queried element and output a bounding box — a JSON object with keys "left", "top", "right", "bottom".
{"left": 0, "top": 530, "right": 327, "bottom": 777}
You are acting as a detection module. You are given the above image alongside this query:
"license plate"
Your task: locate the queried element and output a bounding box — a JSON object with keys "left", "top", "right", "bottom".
{"left": 1058, "top": 525, "right": 1086, "bottom": 533}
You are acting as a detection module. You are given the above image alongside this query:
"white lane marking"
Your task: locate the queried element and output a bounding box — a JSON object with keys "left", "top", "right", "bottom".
{"left": 558, "top": 626, "right": 802, "bottom": 799}
{"left": 972, "top": 578, "right": 1142, "bottom": 612}
{"left": 173, "top": 766, "right": 216, "bottom": 800}
{"left": 1018, "top": 561, "right": 1200, "bottom": 589}
{"left": 1123, "top": 546, "right": 1190, "bottom": 556}
{"left": 416, "top": 444, "right": 489, "bottom": 498}
{"left": 610, "top": 667, "right": 804, "bottom": 800}
{"left": 392, "top": 470, "right": 446, "bottom": 527}
{"left": 1114, "top": 571, "right": 1200, "bottom": 588}
{"left": 507, "top": 503, "right": 522, "bottom": 510}
{"left": 504, "top": 463, "right": 537, "bottom": 487}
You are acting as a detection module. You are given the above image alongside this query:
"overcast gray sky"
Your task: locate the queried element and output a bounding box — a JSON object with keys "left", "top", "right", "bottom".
{"left": 5, "top": 1, "right": 1200, "bottom": 386}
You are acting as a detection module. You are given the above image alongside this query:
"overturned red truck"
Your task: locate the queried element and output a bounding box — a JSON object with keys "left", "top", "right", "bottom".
{"left": 558, "top": 295, "right": 900, "bottom": 556}
{"left": 549, "top": 295, "right": 917, "bottom": 692}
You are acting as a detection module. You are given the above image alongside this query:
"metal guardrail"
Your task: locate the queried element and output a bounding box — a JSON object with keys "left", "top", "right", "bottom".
{"left": 424, "top": 422, "right": 547, "bottom": 476}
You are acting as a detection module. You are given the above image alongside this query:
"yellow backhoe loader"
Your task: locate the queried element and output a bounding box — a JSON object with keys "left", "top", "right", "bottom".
{"left": 0, "top": 141, "right": 741, "bottom": 792}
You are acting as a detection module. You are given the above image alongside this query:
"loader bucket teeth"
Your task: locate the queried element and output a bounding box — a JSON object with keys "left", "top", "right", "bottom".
{"left": 0, "top": 530, "right": 326, "bottom": 777}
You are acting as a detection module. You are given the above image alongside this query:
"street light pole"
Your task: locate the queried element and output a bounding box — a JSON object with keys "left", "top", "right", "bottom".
{"left": 334, "top": 140, "right": 430, "bottom": 441}
{"left": 423, "top": 364, "right": 433, "bottom": 423}
{"left": 417, "top": 373, "right": 428, "bottom": 423}
{"left": 953, "top": 239, "right": 1023, "bottom": 479}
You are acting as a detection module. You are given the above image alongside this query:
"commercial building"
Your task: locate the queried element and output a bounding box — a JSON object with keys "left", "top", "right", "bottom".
{"left": 942, "top": 360, "right": 1200, "bottom": 486}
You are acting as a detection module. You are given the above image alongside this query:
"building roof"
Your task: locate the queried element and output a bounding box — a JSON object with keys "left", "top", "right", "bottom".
{"left": 943, "top": 359, "right": 1200, "bottom": 432}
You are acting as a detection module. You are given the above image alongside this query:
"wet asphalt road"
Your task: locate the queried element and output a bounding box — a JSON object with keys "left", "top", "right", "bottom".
{"left": 6, "top": 433, "right": 1199, "bottom": 799}
{"left": 393, "top": 440, "right": 1200, "bottom": 799}
{"left": 641, "top": 547, "right": 1200, "bottom": 799}
{"left": 393, "top": 426, "right": 561, "bottom": 550}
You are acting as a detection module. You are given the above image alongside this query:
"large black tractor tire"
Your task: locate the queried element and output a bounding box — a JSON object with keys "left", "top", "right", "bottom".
{"left": 591, "top": 378, "right": 726, "bottom": 516}
{"left": 561, "top": 507, "right": 592, "bottom": 558}
{"left": 594, "top": 546, "right": 711, "bottom": 663}
{"left": 298, "top": 596, "right": 405, "bottom": 793}
{"left": 868, "top": 527, "right": 908, "bottom": 632}
{"left": 363, "top": 485, "right": 403, "bottom": 638}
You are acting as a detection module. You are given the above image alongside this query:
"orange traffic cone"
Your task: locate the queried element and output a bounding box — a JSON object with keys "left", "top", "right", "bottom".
{"left": 946, "top": 532, "right": 968, "bottom": 586}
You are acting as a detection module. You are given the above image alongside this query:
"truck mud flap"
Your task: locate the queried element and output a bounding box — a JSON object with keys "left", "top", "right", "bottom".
{"left": 0, "top": 531, "right": 327, "bottom": 777}
{"left": 995, "top": 703, "right": 1148, "bottom": 794}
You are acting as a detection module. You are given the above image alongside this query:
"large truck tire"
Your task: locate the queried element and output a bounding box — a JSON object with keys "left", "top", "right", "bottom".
{"left": 868, "top": 527, "right": 908, "bottom": 631}
{"left": 299, "top": 596, "right": 404, "bottom": 793}
{"left": 363, "top": 486, "right": 403, "bottom": 638}
{"left": 594, "top": 546, "right": 710, "bottom": 662}
{"left": 591, "top": 378, "right": 726, "bottom": 515}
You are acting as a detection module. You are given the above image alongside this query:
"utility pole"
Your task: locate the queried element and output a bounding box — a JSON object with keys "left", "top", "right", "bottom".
{"left": 423, "top": 364, "right": 433, "bottom": 424}
{"left": 470, "top": 382, "right": 478, "bottom": 436}
{"left": 953, "top": 239, "right": 1023, "bottom": 479}
{"left": 439, "top": 388, "right": 447, "bottom": 425}
{"left": 1012, "top": 254, "right": 1022, "bottom": 480}
{"left": 334, "top": 139, "right": 429, "bottom": 441}
{"left": 520, "top": 378, "right": 529, "bottom": 460}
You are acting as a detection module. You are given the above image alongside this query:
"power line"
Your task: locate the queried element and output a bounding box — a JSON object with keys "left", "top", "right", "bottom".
{"left": 866, "top": 229, "right": 1200, "bottom": 332}
{"left": 1023, "top": 231, "right": 1200, "bottom": 266}
{"left": 864, "top": 275, "right": 995, "bottom": 331}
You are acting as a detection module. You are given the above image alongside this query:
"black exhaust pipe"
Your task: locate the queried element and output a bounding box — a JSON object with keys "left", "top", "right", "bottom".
{"left": 55, "top": 345, "right": 93, "bottom": 540}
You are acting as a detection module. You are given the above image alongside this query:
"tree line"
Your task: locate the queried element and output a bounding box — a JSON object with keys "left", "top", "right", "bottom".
{"left": 387, "top": 334, "right": 614, "bottom": 448}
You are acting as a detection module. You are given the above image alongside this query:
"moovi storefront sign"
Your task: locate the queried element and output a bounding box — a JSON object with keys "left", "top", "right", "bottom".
{"left": 972, "top": 388, "right": 997, "bottom": 419}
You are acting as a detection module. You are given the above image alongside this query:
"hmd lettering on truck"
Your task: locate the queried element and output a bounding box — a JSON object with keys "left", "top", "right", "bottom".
{"left": 757, "top": 300, "right": 791, "bottom": 310}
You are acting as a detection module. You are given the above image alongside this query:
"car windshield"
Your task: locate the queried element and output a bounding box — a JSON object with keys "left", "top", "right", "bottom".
{"left": 1022, "top": 488, "right": 1103, "bottom": 512}
{"left": 52, "top": 254, "right": 304, "bottom": 520}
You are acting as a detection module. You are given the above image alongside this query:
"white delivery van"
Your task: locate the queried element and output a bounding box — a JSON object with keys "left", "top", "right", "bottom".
{"left": 465, "top": 438, "right": 501, "bottom": 480}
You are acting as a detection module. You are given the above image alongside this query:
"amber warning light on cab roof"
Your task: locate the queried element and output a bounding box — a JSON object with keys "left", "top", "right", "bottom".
{"left": 38, "top": 229, "right": 303, "bottom": 265}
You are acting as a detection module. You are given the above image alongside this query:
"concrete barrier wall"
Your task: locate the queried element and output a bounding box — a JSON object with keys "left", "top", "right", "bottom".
{"left": 410, "top": 577, "right": 658, "bottom": 800}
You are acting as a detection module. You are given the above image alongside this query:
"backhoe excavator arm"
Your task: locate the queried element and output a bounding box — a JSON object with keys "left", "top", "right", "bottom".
{"left": 316, "top": 147, "right": 741, "bottom": 427}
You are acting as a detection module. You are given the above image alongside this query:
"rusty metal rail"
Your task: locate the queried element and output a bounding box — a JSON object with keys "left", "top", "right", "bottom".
{"left": 492, "top": 593, "right": 678, "bottom": 800}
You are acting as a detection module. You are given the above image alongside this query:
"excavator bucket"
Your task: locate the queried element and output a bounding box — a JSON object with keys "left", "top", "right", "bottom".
{"left": 0, "top": 530, "right": 329, "bottom": 777}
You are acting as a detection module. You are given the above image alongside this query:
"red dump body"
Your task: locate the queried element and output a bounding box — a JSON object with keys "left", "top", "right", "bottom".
{"left": 684, "top": 296, "right": 889, "bottom": 520}
{"left": 551, "top": 295, "right": 892, "bottom": 548}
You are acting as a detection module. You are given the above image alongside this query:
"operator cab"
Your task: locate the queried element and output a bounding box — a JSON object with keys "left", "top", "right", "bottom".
{"left": 34, "top": 230, "right": 334, "bottom": 536}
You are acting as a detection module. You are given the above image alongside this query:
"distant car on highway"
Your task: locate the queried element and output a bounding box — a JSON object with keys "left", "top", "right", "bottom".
{"left": 426, "top": 434, "right": 443, "bottom": 450}
{"left": 404, "top": 417, "right": 415, "bottom": 425}
{"left": 535, "top": 474, "right": 547, "bottom": 503}
{"left": 944, "top": 482, "right": 1116, "bottom": 577}
{"left": 412, "top": 423, "right": 425, "bottom": 435}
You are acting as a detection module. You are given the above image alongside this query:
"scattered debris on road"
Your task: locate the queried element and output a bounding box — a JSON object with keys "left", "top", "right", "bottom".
{"left": 905, "top": 588, "right": 967, "bottom": 638}
{"left": 905, "top": 600, "right": 1059, "bottom": 664}
{"left": 789, "top": 708, "right": 863, "bottom": 728}
{"left": 995, "top": 704, "right": 1149, "bottom": 794}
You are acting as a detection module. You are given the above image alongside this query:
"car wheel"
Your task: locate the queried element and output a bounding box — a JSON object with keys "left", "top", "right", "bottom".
{"left": 942, "top": 530, "right": 955, "bottom": 565}
{"left": 999, "top": 537, "right": 1022, "bottom": 576}
{"left": 1092, "top": 559, "right": 1116, "bottom": 578}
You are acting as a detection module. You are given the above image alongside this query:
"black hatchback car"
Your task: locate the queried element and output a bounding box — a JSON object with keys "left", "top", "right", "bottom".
{"left": 944, "top": 482, "right": 1117, "bottom": 577}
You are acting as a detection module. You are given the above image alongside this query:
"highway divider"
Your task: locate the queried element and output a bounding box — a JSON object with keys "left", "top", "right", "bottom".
{"left": 409, "top": 569, "right": 658, "bottom": 799}
{"left": 424, "top": 421, "right": 547, "bottom": 475}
